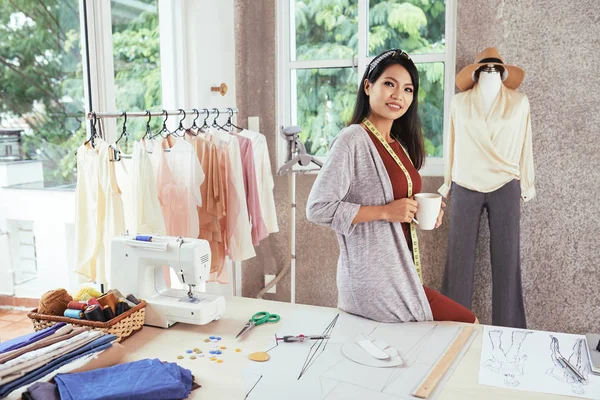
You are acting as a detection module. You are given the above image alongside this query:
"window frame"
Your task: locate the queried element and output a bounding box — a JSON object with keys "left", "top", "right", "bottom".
{"left": 276, "top": 0, "right": 457, "bottom": 176}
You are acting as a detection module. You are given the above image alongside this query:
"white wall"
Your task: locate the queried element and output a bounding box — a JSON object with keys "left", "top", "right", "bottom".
{"left": 160, "top": 0, "right": 236, "bottom": 125}
{"left": 0, "top": 188, "right": 76, "bottom": 296}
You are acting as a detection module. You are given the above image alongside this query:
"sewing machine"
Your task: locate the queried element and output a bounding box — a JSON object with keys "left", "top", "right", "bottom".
{"left": 110, "top": 234, "right": 225, "bottom": 328}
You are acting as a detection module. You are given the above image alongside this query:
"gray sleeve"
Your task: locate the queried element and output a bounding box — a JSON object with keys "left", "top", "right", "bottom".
{"left": 306, "top": 138, "right": 361, "bottom": 236}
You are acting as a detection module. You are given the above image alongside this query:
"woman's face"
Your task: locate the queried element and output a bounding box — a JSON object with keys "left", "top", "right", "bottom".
{"left": 364, "top": 63, "right": 414, "bottom": 122}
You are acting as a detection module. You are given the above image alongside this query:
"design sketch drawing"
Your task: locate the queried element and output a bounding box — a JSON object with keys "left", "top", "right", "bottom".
{"left": 483, "top": 329, "right": 532, "bottom": 387}
{"left": 546, "top": 335, "right": 590, "bottom": 395}
{"left": 244, "top": 310, "right": 473, "bottom": 400}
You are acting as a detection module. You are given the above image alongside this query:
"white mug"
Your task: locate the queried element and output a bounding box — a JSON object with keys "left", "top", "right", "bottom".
{"left": 414, "top": 193, "right": 442, "bottom": 230}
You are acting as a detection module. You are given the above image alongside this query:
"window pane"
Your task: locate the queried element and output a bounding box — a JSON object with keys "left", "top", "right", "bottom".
{"left": 111, "top": 0, "right": 162, "bottom": 140}
{"left": 294, "top": 0, "right": 358, "bottom": 61}
{"left": 293, "top": 67, "right": 358, "bottom": 155}
{"left": 0, "top": 0, "right": 84, "bottom": 188}
{"left": 369, "top": 0, "right": 445, "bottom": 56}
{"left": 417, "top": 62, "right": 444, "bottom": 157}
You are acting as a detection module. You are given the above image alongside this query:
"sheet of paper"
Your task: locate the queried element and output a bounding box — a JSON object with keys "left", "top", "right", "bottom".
{"left": 479, "top": 325, "right": 600, "bottom": 399}
{"left": 244, "top": 308, "right": 474, "bottom": 400}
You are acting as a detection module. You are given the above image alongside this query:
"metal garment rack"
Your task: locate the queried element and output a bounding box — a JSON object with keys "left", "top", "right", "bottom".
{"left": 84, "top": 106, "right": 242, "bottom": 297}
{"left": 86, "top": 108, "right": 239, "bottom": 119}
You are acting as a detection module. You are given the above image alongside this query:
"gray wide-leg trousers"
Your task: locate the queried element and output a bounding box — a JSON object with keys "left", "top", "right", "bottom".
{"left": 441, "top": 180, "right": 526, "bottom": 328}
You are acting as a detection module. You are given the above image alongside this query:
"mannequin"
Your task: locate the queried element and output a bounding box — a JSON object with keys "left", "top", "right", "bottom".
{"left": 477, "top": 65, "right": 502, "bottom": 115}
{"left": 439, "top": 48, "right": 535, "bottom": 329}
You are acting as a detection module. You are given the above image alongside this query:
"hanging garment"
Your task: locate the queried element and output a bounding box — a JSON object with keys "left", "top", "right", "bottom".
{"left": 114, "top": 141, "right": 165, "bottom": 235}
{"left": 189, "top": 136, "right": 226, "bottom": 276}
{"left": 209, "top": 130, "right": 255, "bottom": 262}
{"left": 75, "top": 140, "right": 125, "bottom": 285}
{"left": 307, "top": 125, "right": 432, "bottom": 323}
{"left": 152, "top": 137, "right": 205, "bottom": 238}
{"left": 232, "top": 133, "right": 268, "bottom": 245}
{"left": 439, "top": 83, "right": 535, "bottom": 201}
{"left": 239, "top": 129, "right": 279, "bottom": 233}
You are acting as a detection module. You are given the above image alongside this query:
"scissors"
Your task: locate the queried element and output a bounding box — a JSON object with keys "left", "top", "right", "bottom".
{"left": 235, "top": 311, "right": 280, "bottom": 339}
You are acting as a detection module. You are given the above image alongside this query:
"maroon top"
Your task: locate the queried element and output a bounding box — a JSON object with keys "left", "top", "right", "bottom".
{"left": 365, "top": 129, "right": 421, "bottom": 244}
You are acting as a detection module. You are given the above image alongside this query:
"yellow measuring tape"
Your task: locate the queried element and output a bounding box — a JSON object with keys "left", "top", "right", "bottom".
{"left": 363, "top": 118, "right": 423, "bottom": 282}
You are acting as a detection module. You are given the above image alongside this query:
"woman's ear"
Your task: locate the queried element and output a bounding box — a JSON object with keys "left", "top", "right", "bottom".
{"left": 364, "top": 79, "right": 371, "bottom": 96}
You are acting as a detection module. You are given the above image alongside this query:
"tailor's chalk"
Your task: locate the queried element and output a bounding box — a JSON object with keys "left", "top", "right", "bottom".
{"left": 84, "top": 304, "right": 106, "bottom": 322}
{"left": 64, "top": 309, "right": 84, "bottom": 319}
{"left": 135, "top": 235, "right": 153, "bottom": 242}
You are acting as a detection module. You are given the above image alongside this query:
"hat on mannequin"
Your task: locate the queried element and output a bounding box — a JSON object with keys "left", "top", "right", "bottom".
{"left": 455, "top": 47, "right": 524, "bottom": 91}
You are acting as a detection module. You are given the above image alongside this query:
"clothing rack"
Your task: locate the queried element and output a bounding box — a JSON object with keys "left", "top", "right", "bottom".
{"left": 86, "top": 108, "right": 239, "bottom": 119}
{"left": 83, "top": 106, "right": 242, "bottom": 298}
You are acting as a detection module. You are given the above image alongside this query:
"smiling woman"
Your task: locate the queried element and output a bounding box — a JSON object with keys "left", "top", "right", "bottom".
{"left": 306, "top": 49, "right": 476, "bottom": 325}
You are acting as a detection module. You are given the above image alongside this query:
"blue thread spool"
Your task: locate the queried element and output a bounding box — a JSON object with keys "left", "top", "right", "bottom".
{"left": 135, "top": 235, "right": 152, "bottom": 242}
{"left": 64, "top": 309, "right": 84, "bottom": 319}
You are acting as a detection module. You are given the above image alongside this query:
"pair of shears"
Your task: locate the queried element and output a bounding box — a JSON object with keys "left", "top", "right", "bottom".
{"left": 235, "top": 311, "right": 280, "bottom": 339}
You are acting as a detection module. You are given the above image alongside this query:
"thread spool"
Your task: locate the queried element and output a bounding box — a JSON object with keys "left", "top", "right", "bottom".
{"left": 88, "top": 297, "right": 101, "bottom": 308}
{"left": 97, "top": 293, "right": 117, "bottom": 315}
{"left": 103, "top": 306, "right": 115, "bottom": 321}
{"left": 126, "top": 294, "right": 140, "bottom": 305}
{"left": 84, "top": 305, "right": 106, "bottom": 322}
{"left": 135, "top": 235, "right": 152, "bottom": 242}
{"left": 116, "top": 301, "right": 130, "bottom": 316}
{"left": 64, "top": 309, "right": 84, "bottom": 319}
{"left": 67, "top": 301, "right": 87, "bottom": 311}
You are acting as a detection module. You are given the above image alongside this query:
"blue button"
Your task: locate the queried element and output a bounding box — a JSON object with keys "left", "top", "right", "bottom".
{"left": 209, "top": 336, "right": 215, "bottom": 339}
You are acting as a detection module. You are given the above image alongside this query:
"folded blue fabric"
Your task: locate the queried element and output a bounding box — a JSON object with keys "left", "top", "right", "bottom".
{"left": 0, "top": 323, "right": 66, "bottom": 354}
{"left": 0, "top": 334, "right": 116, "bottom": 399}
{"left": 55, "top": 358, "right": 193, "bottom": 400}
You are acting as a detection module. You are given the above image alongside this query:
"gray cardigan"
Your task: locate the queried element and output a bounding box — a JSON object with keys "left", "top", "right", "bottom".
{"left": 307, "top": 124, "right": 433, "bottom": 323}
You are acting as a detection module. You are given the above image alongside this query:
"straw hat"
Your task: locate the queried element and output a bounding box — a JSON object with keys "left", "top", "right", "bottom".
{"left": 455, "top": 47, "right": 525, "bottom": 91}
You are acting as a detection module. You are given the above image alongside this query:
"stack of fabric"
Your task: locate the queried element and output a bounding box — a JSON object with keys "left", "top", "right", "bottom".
{"left": 0, "top": 323, "right": 117, "bottom": 398}
{"left": 0, "top": 328, "right": 195, "bottom": 399}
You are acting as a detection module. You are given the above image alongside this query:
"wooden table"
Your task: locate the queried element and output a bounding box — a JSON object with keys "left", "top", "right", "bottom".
{"left": 122, "top": 296, "right": 574, "bottom": 399}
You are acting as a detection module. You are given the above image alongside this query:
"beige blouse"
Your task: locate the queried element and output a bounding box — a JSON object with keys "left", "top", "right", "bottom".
{"left": 439, "top": 83, "right": 535, "bottom": 202}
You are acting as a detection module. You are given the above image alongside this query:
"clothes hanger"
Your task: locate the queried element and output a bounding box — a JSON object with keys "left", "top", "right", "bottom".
{"left": 110, "top": 111, "right": 133, "bottom": 162}
{"left": 83, "top": 112, "right": 99, "bottom": 148}
{"left": 200, "top": 108, "right": 211, "bottom": 131}
{"left": 212, "top": 108, "right": 228, "bottom": 131}
{"left": 174, "top": 109, "right": 187, "bottom": 138}
{"left": 277, "top": 125, "right": 323, "bottom": 175}
{"left": 186, "top": 108, "right": 200, "bottom": 137}
{"left": 150, "top": 110, "right": 170, "bottom": 139}
{"left": 142, "top": 110, "right": 152, "bottom": 140}
{"left": 225, "top": 108, "right": 243, "bottom": 131}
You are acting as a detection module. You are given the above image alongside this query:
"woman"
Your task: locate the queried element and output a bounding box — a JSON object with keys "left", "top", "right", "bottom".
{"left": 307, "top": 49, "right": 477, "bottom": 324}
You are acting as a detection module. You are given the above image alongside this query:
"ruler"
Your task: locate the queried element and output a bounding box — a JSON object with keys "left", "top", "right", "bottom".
{"left": 412, "top": 326, "right": 474, "bottom": 399}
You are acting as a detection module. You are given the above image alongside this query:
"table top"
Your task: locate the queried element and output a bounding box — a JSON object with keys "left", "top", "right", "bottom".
{"left": 121, "top": 296, "right": 573, "bottom": 400}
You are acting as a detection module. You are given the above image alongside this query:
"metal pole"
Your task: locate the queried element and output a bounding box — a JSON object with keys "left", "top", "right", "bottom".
{"left": 87, "top": 108, "right": 239, "bottom": 119}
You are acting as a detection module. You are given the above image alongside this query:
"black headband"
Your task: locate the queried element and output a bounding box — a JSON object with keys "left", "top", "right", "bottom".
{"left": 478, "top": 57, "right": 503, "bottom": 64}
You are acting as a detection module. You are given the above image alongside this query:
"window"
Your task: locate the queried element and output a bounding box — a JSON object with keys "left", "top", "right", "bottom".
{"left": 0, "top": 0, "right": 165, "bottom": 297}
{"left": 111, "top": 0, "right": 162, "bottom": 140}
{"left": 278, "top": 0, "right": 456, "bottom": 175}
{"left": 0, "top": 0, "right": 85, "bottom": 188}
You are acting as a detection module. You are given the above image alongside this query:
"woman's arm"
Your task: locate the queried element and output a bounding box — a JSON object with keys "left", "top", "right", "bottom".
{"left": 352, "top": 198, "right": 418, "bottom": 224}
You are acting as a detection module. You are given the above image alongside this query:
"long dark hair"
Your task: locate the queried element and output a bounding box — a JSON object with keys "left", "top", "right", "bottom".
{"left": 349, "top": 49, "right": 425, "bottom": 170}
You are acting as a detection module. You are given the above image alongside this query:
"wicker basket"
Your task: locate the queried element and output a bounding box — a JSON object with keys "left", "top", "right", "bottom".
{"left": 27, "top": 301, "right": 146, "bottom": 343}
